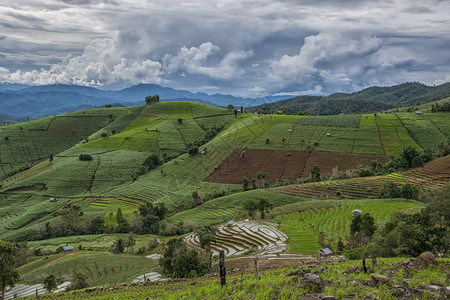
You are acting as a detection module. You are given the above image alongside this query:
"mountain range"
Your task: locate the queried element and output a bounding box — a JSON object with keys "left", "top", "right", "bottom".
{"left": 1, "top": 81, "right": 449, "bottom": 122}
{"left": 0, "top": 83, "right": 291, "bottom": 122}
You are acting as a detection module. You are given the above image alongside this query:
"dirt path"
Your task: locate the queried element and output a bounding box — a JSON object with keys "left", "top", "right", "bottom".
{"left": 42, "top": 251, "right": 84, "bottom": 269}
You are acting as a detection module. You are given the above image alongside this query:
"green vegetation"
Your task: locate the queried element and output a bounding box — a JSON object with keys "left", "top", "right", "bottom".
{"left": 20, "top": 257, "right": 450, "bottom": 299}
{"left": 18, "top": 251, "right": 158, "bottom": 286}
{"left": 280, "top": 199, "right": 423, "bottom": 254}
{"left": 0, "top": 99, "right": 448, "bottom": 297}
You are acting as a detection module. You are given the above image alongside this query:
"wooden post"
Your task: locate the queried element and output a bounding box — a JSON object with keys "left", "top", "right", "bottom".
{"left": 372, "top": 256, "right": 377, "bottom": 269}
{"left": 219, "top": 250, "right": 226, "bottom": 286}
{"left": 143, "top": 273, "right": 147, "bottom": 282}
{"left": 254, "top": 256, "right": 260, "bottom": 280}
{"left": 362, "top": 252, "right": 367, "bottom": 273}
{"left": 36, "top": 288, "right": 39, "bottom": 298}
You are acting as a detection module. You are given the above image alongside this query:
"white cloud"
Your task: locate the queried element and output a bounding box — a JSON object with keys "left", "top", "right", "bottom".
{"left": 163, "top": 42, "right": 253, "bottom": 80}
{"left": 270, "top": 32, "right": 383, "bottom": 90}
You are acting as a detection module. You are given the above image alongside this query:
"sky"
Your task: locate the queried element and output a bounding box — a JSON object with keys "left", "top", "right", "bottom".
{"left": 0, "top": 0, "right": 449, "bottom": 97}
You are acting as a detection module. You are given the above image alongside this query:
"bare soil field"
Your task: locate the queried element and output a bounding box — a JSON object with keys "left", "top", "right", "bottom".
{"left": 204, "top": 149, "right": 389, "bottom": 184}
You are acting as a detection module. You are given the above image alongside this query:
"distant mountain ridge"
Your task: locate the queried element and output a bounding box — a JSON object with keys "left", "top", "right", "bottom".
{"left": 248, "top": 82, "right": 450, "bottom": 115}
{"left": 0, "top": 83, "right": 293, "bottom": 121}
{"left": 1, "top": 81, "right": 449, "bottom": 122}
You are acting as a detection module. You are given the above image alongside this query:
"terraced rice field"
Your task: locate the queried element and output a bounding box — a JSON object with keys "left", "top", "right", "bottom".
{"left": 89, "top": 197, "right": 145, "bottom": 223}
{"left": 280, "top": 199, "right": 423, "bottom": 254}
{"left": 0, "top": 108, "right": 130, "bottom": 181}
{"left": 273, "top": 155, "right": 450, "bottom": 199}
{"left": 396, "top": 113, "right": 448, "bottom": 150}
{"left": 360, "top": 114, "right": 422, "bottom": 155}
{"left": 184, "top": 220, "right": 288, "bottom": 257}
{"left": 18, "top": 252, "right": 158, "bottom": 286}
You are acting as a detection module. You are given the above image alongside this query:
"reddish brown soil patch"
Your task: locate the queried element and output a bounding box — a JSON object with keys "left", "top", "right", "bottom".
{"left": 204, "top": 149, "right": 389, "bottom": 184}
{"left": 205, "top": 149, "right": 309, "bottom": 184}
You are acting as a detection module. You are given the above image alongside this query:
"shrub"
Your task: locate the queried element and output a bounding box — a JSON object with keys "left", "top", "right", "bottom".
{"left": 79, "top": 154, "right": 93, "bottom": 161}
{"left": 379, "top": 181, "right": 401, "bottom": 198}
{"left": 188, "top": 146, "right": 198, "bottom": 156}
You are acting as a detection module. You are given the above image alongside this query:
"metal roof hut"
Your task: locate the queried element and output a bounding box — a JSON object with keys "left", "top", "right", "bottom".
{"left": 352, "top": 209, "right": 362, "bottom": 214}
{"left": 318, "top": 248, "right": 333, "bottom": 256}
{"left": 63, "top": 246, "right": 74, "bottom": 252}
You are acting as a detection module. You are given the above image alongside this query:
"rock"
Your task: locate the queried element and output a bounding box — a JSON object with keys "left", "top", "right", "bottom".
{"left": 414, "top": 251, "right": 438, "bottom": 269}
{"left": 286, "top": 269, "right": 305, "bottom": 277}
{"left": 391, "top": 284, "right": 410, "bottom": 298}
{"left": 301, "top": 273, "right": 325, "bottom": 293}
{"left": 370, "top": 273, "right": 390, "bottom": 285}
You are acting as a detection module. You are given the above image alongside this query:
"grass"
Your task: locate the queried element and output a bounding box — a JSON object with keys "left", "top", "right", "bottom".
{"left": 297, "top": 114, "right": 361, "bottom": 128}
{"left": 279, "top": 199, "right": 423, "bottom": 254}
{"left": 21, "top": 257, "right": 449, "bottom": 299}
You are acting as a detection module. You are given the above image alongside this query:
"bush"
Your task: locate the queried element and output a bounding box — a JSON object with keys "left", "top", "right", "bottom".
{"left": 188, "top": 146, "right": 198, "bottom": 156}
{"left": 79, "top": 154, "right": 93, "bottom": 161}
{"left": 379, "top": 181, "right": 401, "bottom": 198}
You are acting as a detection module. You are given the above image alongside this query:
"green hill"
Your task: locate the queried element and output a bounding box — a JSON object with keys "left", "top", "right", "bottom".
{"left": 249, "top": 82, "right": 450, "bottom": 115}
{"left": 0, "top": 100, "right": 448, "bottom": 294}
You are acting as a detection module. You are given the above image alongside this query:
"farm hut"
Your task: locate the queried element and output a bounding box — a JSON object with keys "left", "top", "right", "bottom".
{"left": 49, "top": 197, "right": 57, "bottom": 202}
{"left": 226, "top": 220, "right": 235, "bottom": 226}
{"left": 288, "top": 129, "right": 292, "bottom": 132}
{"left": 318, "top": 248, "right": 333, "bottom": 256}
{"left": 63, "top": 246, "right": 74, "bottom": 252}
{"left": 352, "top": 209, "right": 362, "bottom": 214}
{"left": 326, "top": 133, "right": 331, "bottom": 136}
{"left": 415, "top": 111, "right": 423, "bottom": 114}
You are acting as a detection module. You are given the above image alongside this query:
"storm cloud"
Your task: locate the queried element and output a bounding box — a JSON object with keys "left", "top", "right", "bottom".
{"left": 0, "top": 0, "right": 449, "bottom": 96}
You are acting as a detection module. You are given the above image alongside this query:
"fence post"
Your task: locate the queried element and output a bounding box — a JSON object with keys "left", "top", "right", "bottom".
{"left": 219, "top": 250, "right": 226, "bottom": 286}
{"left": 362, "top": 252, "right": 367, "bottom": 273}
{"left": 254, "top": 256, "right": 260, "bottom": 280}
{"left": 372, "top": 256, "right": 377, "bottom": 269}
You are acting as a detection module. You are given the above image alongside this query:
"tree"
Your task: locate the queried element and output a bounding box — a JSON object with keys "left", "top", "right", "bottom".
{"left": 0, "top": 240, "right": 19, "bottom": 300}
{"left": 145, "top": 95, "right": 159, "bottom": 105}
{"left": 125, "top": 234, "right": 136, "bottom": 253}
{"left": 79, "top": 154, "right": 93, "bottom": 161}
{"left": 160, "top": 238, "right": 208, "bottom": 278}
{"left": 379, "top": 181, "right": 401, "bottom": 198}
{"left": 244, "top": 200, "right": 257, "bottom": 218}
{"left": 401, "top": 146, "right": 420, "bottom": 168}
{"left": 242, "top": 177, "right": 249, "bottom": 191}
{"left": 227, "top": 104, "right": 234, "bottom": 110}
{"left": 255, "top": 171, "right": 267, "bottom": 188}
{"left": 256, "top": 198, "right": 273, "bottom": 219}
{"left": 43, "top": 274, "right": 57, "bottom": 293}
{"left": 234, "top": 109, "right": 238, "bottom": 117}
{"left": 112, "top": 237, "right": 125, "bottom": 254}
{"left": 310, "top": 165, "right": 321, "bottom": 182}
{"left": 195, "top": 226, "right": 219, "bottom": 267}
{"left": 115, "top": 208, "right": 129, "bottom": 233}
{"left": 69, "top": 271, "right": 88, "bottom": 290}
{"left": 178, "top": 117, "right": 183, "bottom": 124}
{"left": 400, "top": 183, "right": 418, "bottom": 199}
{"left": 188, "top": 146, "right": 198, "bottom": 155}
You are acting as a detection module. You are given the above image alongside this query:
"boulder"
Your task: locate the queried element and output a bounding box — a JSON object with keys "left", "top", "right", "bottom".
{"left": 414, "top": 251, "right": 438, "bottom": 269}
{"left": 300, "top": 273, "right": 325, "bottom": 293}
{"left": 370, "top": 273, "right": 390, "bottom": 285}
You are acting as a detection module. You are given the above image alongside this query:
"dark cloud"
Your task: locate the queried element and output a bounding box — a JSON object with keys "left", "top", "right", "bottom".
{"left": 0, "top": 0, "right": 449, "bottom": 96}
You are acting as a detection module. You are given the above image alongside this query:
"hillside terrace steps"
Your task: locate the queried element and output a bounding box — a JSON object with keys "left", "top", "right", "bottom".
{"left": 184, "top": 220, "right": 287, "bottom": 257}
